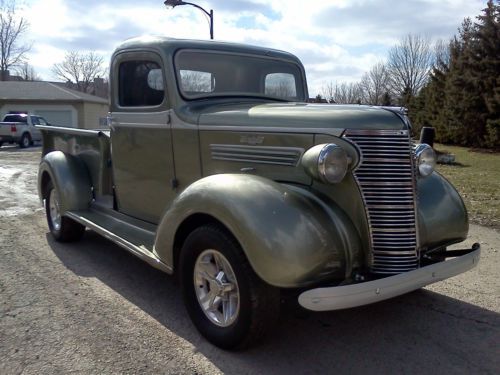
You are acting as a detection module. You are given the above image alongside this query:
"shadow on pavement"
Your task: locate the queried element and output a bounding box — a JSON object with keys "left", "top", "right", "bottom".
{"left": 48, "top": 230, "right": 499, "bottom": 374}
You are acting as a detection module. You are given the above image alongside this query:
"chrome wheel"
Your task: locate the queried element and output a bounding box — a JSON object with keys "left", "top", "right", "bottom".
{"left": 49, "top": 188, "right": 61, "bottom": 231}
{"left": 194, "top": 249, "right": 240, "bottom": 327}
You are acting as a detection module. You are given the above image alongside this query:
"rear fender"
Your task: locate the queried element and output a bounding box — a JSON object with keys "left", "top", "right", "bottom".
{"left": 154, "top": 174, "right": 361, "bottom": 288}
{"left": 38, "top": 151, "right": 93, "bottom": 214}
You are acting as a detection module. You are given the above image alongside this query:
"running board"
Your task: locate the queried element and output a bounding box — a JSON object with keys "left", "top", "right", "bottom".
{"left": 65, "top": 209, "right": 172, "bottom": 274}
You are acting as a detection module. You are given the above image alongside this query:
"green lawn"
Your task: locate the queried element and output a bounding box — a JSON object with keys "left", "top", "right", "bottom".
{"left": 434, "top": 144, "right": 500, "bottom": 230}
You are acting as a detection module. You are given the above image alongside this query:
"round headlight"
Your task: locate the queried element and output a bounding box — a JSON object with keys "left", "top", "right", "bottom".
{"left": 318, "top": 144, "right": 349, "bottom": 184}
{"left": 415, "top": 143, "right": 436, "bottom": 177}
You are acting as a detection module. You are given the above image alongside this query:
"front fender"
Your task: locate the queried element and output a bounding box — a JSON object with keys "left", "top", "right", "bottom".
{"left": 154, "top": 174, "right": 361, "bottom": 288}
{"left": 417, "top": 172, "right": 469, "bottom": 249}
{"left": 38, "top": 151, "right": 93, "bottom": 214}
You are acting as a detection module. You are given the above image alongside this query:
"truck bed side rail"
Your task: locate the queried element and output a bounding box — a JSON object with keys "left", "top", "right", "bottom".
{"left": 37, "top": 125, "right": 112, "bottom": 198}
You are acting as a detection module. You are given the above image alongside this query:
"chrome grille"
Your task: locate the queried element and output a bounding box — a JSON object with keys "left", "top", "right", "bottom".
{"left": 343, "top": 129, "right": 419, "bottom": 274}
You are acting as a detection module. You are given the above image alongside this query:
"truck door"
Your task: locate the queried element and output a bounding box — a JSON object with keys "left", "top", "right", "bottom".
{"left": 109, "top": 51, "right": 176, "bottom": 224}
{"left": 30, "top": 116, "right": 43, "bottom": 141}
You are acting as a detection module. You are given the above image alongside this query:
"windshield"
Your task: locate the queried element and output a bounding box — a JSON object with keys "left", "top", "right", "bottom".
{"left": 175, "top": 50, "right": 306, "bottom": 101}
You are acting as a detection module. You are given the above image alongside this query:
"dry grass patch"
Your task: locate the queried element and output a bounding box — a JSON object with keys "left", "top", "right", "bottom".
{"left": 435, "top": 144, "right": 500, "bottom": 230}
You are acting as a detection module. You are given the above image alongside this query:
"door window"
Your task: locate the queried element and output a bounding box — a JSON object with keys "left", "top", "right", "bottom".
{"left": 119, "top": 61, "right": 165, "bottom": 107}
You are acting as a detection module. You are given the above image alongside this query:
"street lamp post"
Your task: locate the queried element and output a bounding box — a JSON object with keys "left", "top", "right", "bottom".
{"left": 164, "top": 0, "right": 214, "bottom": 40}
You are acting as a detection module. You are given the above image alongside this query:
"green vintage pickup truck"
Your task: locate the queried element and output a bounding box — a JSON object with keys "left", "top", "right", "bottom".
{"left": 37, "top": 36, "right": 480, "bottom": 349}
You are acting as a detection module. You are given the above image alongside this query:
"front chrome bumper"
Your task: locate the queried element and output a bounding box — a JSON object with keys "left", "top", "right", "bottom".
{"left": 298, "top": 244, "right": 481, "bottom": 311}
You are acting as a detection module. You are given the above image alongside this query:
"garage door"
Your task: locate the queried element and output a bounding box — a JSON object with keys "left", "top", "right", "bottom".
{"left": 35, "top": 110, "right": 74, "bottom": 127}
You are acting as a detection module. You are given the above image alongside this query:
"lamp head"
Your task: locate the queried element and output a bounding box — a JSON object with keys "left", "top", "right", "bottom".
{"left": 164, "top": 0, "right": 186, "bottom": 9}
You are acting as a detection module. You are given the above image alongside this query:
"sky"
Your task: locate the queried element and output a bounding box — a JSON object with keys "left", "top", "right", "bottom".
{"left": 18, "top": 0, "right": 488, "bottom": 96}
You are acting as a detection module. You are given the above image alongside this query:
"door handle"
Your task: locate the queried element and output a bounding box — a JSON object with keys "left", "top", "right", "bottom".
{"left": 107, "top": 116, "right": 115, "bottom": 129}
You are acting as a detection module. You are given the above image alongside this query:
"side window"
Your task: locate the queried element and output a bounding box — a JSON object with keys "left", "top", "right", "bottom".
{"left": 265, "top": 73, "right": 297, "bottom": 99}
{"left": 119, "top": 60, "right": 165, "bottom": 107}
{"left": 31, "top": 116, "right": 40, "bottom": 125}
{"left": 38, "top": 117, "right": 48, "bottom": 125}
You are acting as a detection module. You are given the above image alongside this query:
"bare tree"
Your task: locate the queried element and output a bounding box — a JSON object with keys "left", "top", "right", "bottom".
{"left": 0, "top": 0, "right": 31, "bottom": 80}
{"left": 321, "top": 81, "right": 336, "bottom": 103}
{"left": 360, "top": 62, "right": 389, "bottom": 105}
{"left": 322, "top": 81, "right": 363, "bottom": 104}
{"left": 433, "top": 38, "right": 451, "bottom": 72}
{"left": 15, "top": 61, "right": 39, "bottom": 81}
{"left": 387, "top": 34, "right": 433, "bottom": 103}
{"left": 52, "top": 51, "right": 105, "bottom": 93}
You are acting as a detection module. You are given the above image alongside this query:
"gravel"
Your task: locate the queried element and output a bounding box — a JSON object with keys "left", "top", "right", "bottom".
{"left": 0, "top": 145, "right": 498, "bottom": 374}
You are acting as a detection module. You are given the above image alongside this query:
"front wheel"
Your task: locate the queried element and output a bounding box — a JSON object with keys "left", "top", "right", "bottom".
{"left": 45, "top": 181, "right": 85, "bottom": 242}
{"left": 180, "top": 225, "right": 280, "bottom": 350}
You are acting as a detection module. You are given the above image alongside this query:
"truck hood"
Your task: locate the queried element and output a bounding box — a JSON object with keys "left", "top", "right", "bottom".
{"left": 193, "top": 102, "right": 405, "bottom": 131}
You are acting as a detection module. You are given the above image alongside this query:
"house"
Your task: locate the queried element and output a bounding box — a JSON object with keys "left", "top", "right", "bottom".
{"left": 0, "top": 81, "right": 109, "bottom": 129}
{"left": 56, "top": 77, "right": 109, "bottom": 99}
{"left": 307, "top": 97, "right": 329, "bottom": 103}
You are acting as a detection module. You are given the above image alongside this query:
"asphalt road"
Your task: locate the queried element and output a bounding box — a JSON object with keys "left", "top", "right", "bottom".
{"left": 0, "top": 145, "right": 499, "bottom": 374}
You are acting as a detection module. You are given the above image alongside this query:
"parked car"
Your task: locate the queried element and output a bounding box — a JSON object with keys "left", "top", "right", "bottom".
{"left": 36, "top": 36, "right": 480, "bottom": 349}
{"left": 0, "top": 113, "right": 48, "bottom": 148}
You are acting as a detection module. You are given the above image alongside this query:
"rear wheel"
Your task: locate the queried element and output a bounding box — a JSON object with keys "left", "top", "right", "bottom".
{"left": 45, "top": 181, "right": 85, "bottom": 242}
{"left": 19, "top": 133, "right": 31, "bottom": 148}
{"left": 180, "top": 224, "right": 279, "bottom": 350}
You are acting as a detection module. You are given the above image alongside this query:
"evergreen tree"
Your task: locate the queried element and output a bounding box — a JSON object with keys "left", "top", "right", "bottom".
{"left": 442, "top": 19, "right": 479, "bottom": 146}
{"left": 410, "top": 1, "right": 499, "bottom": 148}
{"left": 409, "top": 86, "right": 428, "bottom": 137}
{"left": 410, "top": 51, "right": 450, "bottom": 141}
{"left": 471, "top": 0, "right": 500, "bottom": 148}
{"left": 425, "top": 40, "right": 452, "bottom": 142}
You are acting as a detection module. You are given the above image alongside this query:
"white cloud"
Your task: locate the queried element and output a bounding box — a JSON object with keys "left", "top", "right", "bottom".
{"left": 28, "top": 43, "right": 66, "bottom": 70}
{"left": 18, "top": 0, "right": 487, "bottom": 95}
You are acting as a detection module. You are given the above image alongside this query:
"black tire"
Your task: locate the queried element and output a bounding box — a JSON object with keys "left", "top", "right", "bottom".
{"left": 180, "top": 224, "right": 280, "bottom": 350}
{"left": 19, "top": 133, "right": 31, "bottom": 148}
{"left": 45, "top": 181, "right": 85, "bottom": 242}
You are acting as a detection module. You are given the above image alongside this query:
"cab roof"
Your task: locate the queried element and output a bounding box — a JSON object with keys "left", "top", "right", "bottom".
{"left": 113, "top": 36, "right": 303, "bottom": 65}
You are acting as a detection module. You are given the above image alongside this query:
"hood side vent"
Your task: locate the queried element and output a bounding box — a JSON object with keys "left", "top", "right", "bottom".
{"left": 210, "top": 144, "right": 304, "bottom": 167}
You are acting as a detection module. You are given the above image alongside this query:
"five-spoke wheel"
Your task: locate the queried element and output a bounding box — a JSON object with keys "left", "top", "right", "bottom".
{"left": 180, "top": 224, "right": 279, "bottom": 350}
{"left": 194, "top": 249, "right": 240, "bottom": 327}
